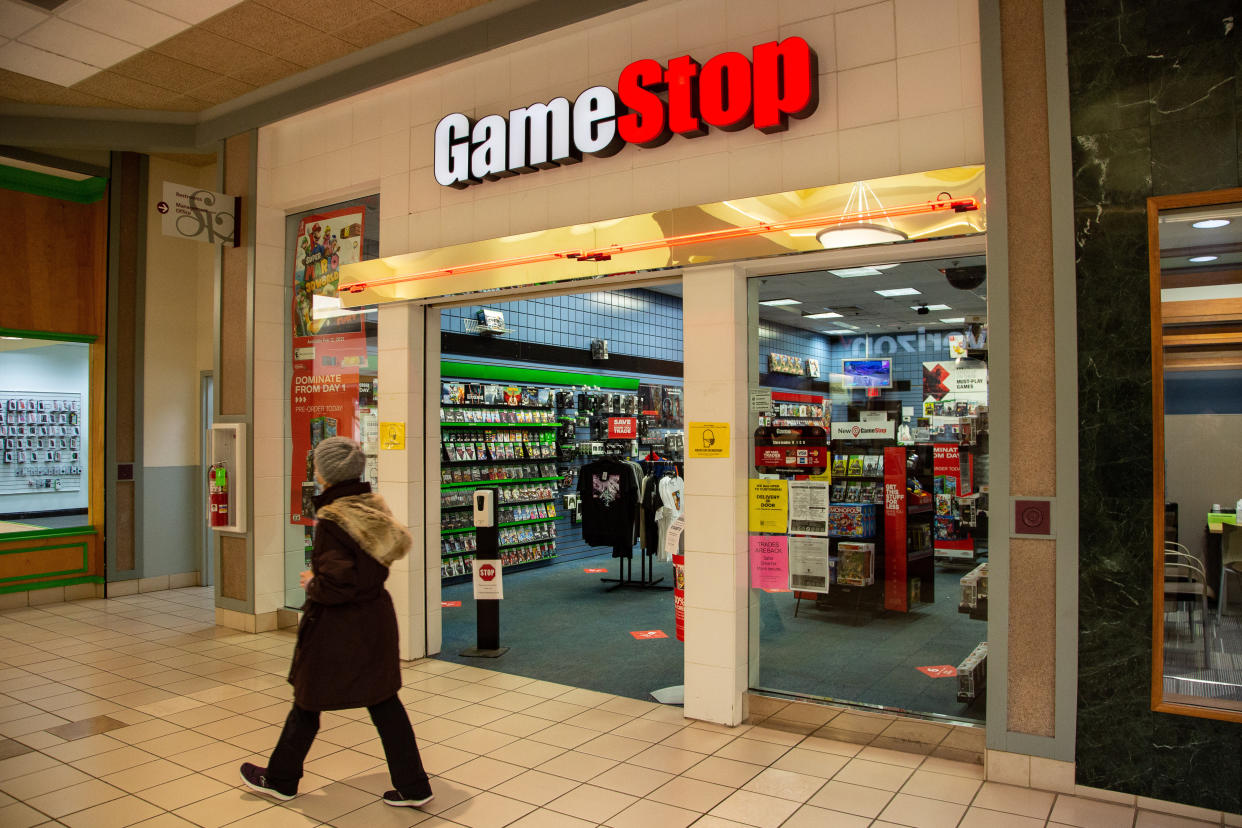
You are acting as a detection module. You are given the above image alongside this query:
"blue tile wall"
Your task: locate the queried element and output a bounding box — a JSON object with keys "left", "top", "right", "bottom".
{"left": 442, "top": 288, "right": 683, "bottom": 363}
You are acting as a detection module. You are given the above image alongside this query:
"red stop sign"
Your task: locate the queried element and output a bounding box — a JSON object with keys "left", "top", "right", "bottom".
{"left": 479, "top": 563, "right": 496, "bottom": 581}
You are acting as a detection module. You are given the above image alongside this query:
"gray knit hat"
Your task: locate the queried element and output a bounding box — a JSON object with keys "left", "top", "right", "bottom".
{"left": 314, "top": 436, "right": 366, "bottom": 485}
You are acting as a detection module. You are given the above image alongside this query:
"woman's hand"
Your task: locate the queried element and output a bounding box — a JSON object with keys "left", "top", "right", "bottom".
{"left": 299, "top": 570, "right": 313, "bottom": 589}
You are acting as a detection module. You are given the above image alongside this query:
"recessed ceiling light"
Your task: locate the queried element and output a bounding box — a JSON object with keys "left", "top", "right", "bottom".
{"left": 1192, "top": 219, "right": 1231, "bottom": 229}
{"left": 759, "top": 298, "right": 801, "bottom": 306}
{"left": 940, "top": 317, "right": 966, "bottom": 324}
{"left": 875, "top": 287, "right": 921, "bottom": 297}
{"left": 822, "top": 328, "right": 856, "bottom": 335}
{"left": 911, "top": 304, "right": 951, "bottom": 311}
{"left": 828, "top": 266, "right": 885, "bottom": 278}
{"left": 1188, "top": 255, "right": 1218, "bottom": 263}
{"left": 803, "top": 311, "right": 843, "bottom": 319}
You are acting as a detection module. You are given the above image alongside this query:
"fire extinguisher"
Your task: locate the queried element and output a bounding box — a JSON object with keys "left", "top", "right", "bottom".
{"left": 208, "top": 463, "right": 229, "bottom": 527}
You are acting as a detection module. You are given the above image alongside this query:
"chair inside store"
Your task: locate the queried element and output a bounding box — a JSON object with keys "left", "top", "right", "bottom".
{"left": 1164, "top": 543, "right": 1212, "bottom": 669}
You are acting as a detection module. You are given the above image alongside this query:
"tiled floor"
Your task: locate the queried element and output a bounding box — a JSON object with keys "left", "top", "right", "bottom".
{"left": 0, "top": 586, "right": 1225, "bottom": 827}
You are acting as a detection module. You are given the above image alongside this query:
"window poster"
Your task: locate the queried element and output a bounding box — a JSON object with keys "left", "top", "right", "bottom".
{"left": 788, "top": 536, "right": 831, "bottom": 593}
{"left": 292, "top": 207, "right": 365, "bottom": 340}
{"left": 749, "top": 535, "right": 789, "bottom": 591}
{"left": 787, "top": 480, "right": 829, "bottom": 536}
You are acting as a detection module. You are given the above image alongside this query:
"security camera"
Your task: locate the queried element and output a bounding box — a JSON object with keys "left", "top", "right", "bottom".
{"left": 916, "top": 305, "right": 930, "bottom": 315}
{"left": 942, "top": 265, "right": 986, "bottom": 290}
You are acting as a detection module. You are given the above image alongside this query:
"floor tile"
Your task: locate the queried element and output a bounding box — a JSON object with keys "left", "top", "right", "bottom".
{"left": 971, "top": 781, "right": 1056, "bottom": 819}
{"left": 771, "top": 746, "right": 850, "bottom": 778}
{"left": 899, "top": 767, "right": 982, "bottom": 804}
{"left": 546, "top": 783, "right": 637, "bottom": 822}
{"left": 714, "top": 737, "right": 791, "bottom": 766}
{"left": 101, "top": 758, "right": 191, "bottom": 793}
{"left": 1135, "top": 812, "right": 1220, "bottom": 828}
{"left": 214, "top": 806, "right": 320, "bottom": 827}
{"left": 605, "top": 797, "right": 700, "bottom": 828}
{"left": 742, "top": 766, "right": 828, "bottom": 802}
{"left": 491, "top": 768, "right": 579, "bottom": 806}
{"left": 328, "top": 798, "right": 441, "bottom": 827}
{"left": 647, "top": 775, "right": 734, "bottom": 811}
{"left": 807, "top": 779, "right": 896, "bottom": 818}
{"left": 832, "top": 757, "right": 915, "bottom": 792}
{"left": 285, "top": 780, "right": 376, "bottom": 823}
{"left": 857, "top": 745, "right": 926, "bottom": 768}
{"left": 877, "top": 792, "right": 968, "bottom": 828}
{"left": 439, "top": 755, "right": 526, "bottom": 789}
{"left": 485, "top": 738, "right": 565, "bottom": 768}
{"left": 0, "top": 751, "right": 61, "bottom": 782}
{"left": 588, "top": 761, "right": 673, "bottom": 796}
{"left": 708, "top": 788, "right": 802, "bottom": 828}
{"left": 576, "top": 733, "right": 650, "bottom": 761}
{"left": 658, "top": 727, "right": 734, "bottom": 754}
{"left": 25, "top": 778, "right": 125, "bottom": 818}
{"left": 786, "top": 804, "right": 872, "bottom": 826}
{"left": 0, "top": 762, "right": 92, "bottom": 799}
{"left": 537, "top": 749, "right": 619, "bottom": 782}
{"left": 610, "top": 719, "right": 684, "bottom": 743}
{"left": 682, "top": 755, "right": 765, "bottom": 787}
{"left": 506, "top": 807, "right": 595, "bottom": 827}
{"left": 1050, "top": 794, "right": 1139, "bottom": 828}
{"left": 440, "top": 727, "right": 518, "bottom": 755}
{"left": 627, "top": 743, "right": 704, "bottom": 774}
{"left": 135, "top": 771, "right": 232, "bottom": 810}
{"left": 439, "top": 790, "right": 536, "bottom": 828}
{"left": 58, "top": 794, "right": 162, "bottom": 828}
{"left": 918, "top": 755, "right": 984, "bottom": 779}
{"left": 958, "top": 807, "right": 1046, "bottom": 828}
{"left": 0, "top": 801, "right": 48, "bottom": 828}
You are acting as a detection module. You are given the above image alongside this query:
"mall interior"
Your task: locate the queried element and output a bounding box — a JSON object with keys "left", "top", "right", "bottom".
{"left": 1, "top": 0, "right": 1242, "bottom": 825}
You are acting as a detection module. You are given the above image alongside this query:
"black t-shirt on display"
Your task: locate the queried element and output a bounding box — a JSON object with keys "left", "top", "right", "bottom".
{"left": 578, "top": 458, "right": 640, "bottom": 558}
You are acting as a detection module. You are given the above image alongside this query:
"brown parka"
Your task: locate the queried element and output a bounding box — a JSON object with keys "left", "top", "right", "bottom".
{"left": 288, "top": 481, "right": 413, "bottom": 711}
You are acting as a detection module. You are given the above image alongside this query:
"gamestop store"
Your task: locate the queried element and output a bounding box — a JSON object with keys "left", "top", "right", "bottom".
{"left": 245, "top": 0, "right": 1075, "bottom": 788}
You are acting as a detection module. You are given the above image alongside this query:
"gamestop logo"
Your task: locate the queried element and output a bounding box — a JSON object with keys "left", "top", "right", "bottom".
{"left": 434, "top": 37, "right": 818, "bottom": 188}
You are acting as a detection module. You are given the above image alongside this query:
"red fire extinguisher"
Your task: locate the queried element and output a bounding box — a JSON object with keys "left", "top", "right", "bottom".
{"left": 208, "top": 463, "right": 229, "bottom": 527}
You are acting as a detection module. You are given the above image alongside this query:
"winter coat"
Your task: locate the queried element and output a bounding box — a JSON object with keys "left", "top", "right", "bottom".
{"left": 288, "top": 480, "right": 413, "bottom": 711}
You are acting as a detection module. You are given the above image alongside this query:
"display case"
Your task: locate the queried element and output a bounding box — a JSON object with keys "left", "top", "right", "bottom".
{"left": 209, "top": 422, "right": 247, "bottom": 533}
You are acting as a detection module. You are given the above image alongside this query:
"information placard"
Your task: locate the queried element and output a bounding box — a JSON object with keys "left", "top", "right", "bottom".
{"left": 688, "top": 422, "right": 729, "bottom": 458}
{"left": 748, "top": 479, "right": 788, "bottom": 533}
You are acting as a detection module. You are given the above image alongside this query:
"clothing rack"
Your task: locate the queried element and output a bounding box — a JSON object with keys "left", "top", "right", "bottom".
{"left": 600, "top": 550, "right": 671, "bottom": 591}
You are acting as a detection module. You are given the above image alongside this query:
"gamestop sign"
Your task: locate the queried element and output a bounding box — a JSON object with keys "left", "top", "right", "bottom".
{"left": 434, "top": 37, "right": 818, "bottom": 188}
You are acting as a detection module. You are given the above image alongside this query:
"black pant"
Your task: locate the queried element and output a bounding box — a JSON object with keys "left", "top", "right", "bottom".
{"left": 266, "top": 695, "right": 431, "bottom": 796}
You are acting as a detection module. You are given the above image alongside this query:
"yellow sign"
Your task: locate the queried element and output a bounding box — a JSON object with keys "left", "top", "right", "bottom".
{"left": 748, "top": 479, "right": 788, "bottom": 533}
{"left": 379, "top": 422, "right": 406, "bottom": 450}
{"left": 688, "top": 422, "right": 729, "bottom": 458}
{"left": 808, "top": 468, "right": 832, "bottom": 482}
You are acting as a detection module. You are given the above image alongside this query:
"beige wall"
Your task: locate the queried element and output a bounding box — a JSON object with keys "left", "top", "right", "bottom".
{"left": 144, "top": 157, "right": 218, "bottom": 468}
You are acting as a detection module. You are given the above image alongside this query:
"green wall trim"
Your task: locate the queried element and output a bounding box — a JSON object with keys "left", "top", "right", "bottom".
{"left": 0, "top": 526, "right": 95, "bottom": 542}
{"left": 0, "top": 328, "right": 97, "bottom": 343}
{"left": 0, "top": 575, "right": 103, "bottom": 595}
{"left": 0, "top": 165, "right": 107, "bottom": 204}
{"left": 441, "top": 360, "right": 640, "bottom": 390}
{"left": 0, "top": 541, "right": 87, "bottom": 583}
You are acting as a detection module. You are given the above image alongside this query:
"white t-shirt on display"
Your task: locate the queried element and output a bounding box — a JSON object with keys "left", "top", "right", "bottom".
{"left": 655, "top": 475, "right": 685, "bottom": 562}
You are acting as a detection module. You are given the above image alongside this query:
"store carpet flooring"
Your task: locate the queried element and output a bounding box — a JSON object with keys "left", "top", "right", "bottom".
{"left": 438, "top": 554, "right": 988, "bottom": 719}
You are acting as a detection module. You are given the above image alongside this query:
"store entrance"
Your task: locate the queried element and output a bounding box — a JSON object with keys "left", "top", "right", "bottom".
{"left": 748, "top": 253, "right": 990, "bottom": 723}
{"left": 432, "top": 285, "right": 687, "bottom": 702}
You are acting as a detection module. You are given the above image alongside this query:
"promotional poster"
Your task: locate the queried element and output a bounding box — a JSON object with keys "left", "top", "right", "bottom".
{"left": 292, "top": 207, "right": 365, "bottom": 339}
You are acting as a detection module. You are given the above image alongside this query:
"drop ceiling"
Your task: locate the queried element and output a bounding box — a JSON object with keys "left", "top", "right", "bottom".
{"left": 0, "top": 0, "right": 489, "bottom": 112}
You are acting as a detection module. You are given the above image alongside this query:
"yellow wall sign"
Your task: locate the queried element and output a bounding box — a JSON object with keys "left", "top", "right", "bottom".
{"left": 688, "top": 422, "right": 729, "bottom": 458}
{"left": 379, "top": 422, "right": 406, "bottom": 450}
{"left": 748, "top": 479, "right": 788, "bottom": 533}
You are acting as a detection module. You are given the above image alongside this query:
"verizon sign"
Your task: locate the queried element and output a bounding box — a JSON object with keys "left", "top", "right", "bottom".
{"left": 434, "top": 37, "right": 818, "bottom": 188}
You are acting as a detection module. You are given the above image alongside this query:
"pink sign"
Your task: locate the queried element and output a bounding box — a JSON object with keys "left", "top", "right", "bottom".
{"left": 916, "top": 665, "right": 958, "bottom": 678}
{"left": 749, "top": 535, "right": 789, "bottom": 591}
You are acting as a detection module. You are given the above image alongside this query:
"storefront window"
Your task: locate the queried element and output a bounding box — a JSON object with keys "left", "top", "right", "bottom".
{"left": 1150, "top": 192, "right": 1242, "bottom": 718}
{"left": 283, "top": 196, "right": 380, "bottom": 608}
{"left": 747, "top": 254, "right": 989, "bottom": 722}
{"left": 0, "top": 336, "right": 91, "bottom": 533}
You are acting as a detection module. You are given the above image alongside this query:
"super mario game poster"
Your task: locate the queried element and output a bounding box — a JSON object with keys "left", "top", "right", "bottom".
{"left": 292, "top": 207, "right": 364, "bottom": 338}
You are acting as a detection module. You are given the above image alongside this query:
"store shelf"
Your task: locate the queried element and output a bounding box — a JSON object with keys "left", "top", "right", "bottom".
{"left": 442, "top": 517, "right": 557, "bottom": 535}
{"left": 442, "top": 498, "right": 555, "bottom": 510}
{"left": 442, "top": 458, "right": 556, "bottom": 465}
{"left": 442, "top": 422, "right": 559, "bottom": 428}
{"left": 442, "top": 403, "right": 553, "bottom": 410}
{"left": 442, "top": 555, "right": 557, "bottom": 584}
{"left": 441, "top": 477, "right": 560, "bottom": 489}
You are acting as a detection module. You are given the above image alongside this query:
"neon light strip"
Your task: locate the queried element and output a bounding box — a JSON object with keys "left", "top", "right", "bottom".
{"left": 345, "top": 197, "right": 980, "bottom": 293}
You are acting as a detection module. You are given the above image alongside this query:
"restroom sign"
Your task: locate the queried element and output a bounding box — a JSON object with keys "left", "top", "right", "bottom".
{"left": 434, "top": 37, "right": 818, "bottom": 187}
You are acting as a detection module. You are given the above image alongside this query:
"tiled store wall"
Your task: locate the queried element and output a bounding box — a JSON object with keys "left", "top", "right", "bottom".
{"left": 443, "top": 288, "right": 683, "bottom": 363}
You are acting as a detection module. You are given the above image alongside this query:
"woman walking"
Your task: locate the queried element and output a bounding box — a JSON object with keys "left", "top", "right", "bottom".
{"left": 240, "top": 436, "right": 433, "bottom": 808}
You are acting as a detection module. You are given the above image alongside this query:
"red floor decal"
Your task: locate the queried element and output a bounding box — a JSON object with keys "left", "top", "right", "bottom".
{"left": 584, "top": 568, "right": 608, "bottom": 573}
{"left": 630, "top": 630, "right": 669, "bottom": 639}
{"left": 916, "top": 665, "right": 958, "bottom": 678}
{"left": 441, "top": 601, "right": 462, "bottom": 608}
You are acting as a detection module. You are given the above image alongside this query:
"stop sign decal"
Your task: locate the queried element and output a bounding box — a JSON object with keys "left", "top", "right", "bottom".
{"left": 479, "top": 563, "right": 496, "bottom": 581}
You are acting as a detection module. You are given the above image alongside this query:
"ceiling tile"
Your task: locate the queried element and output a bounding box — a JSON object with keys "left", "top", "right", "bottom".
{"left": 187, "top": 74, "right": 256, "bottom": 105}
{"left": 19, "top": 18, "right": 142, "bottom": 69}
{"left": 390, "top": 0, "right": 490, "bottom": 26}
{"left": 0, "top": 66, "right": 117, "bottom": 106}
{"left": 72, "top": 68, "right": 184, "bottom": 108}
{"left": 0, "top": 40, "right": 97, "bottom": 86}
{"left": 108, "top": 50, "right": 219, "bottom": 94}
{"left": 270, "top": 30, "right": 354, "bottom": 68}
{"left": 223, "top": 52, "right": 300, "bottom": 86}
{"left": 256, "top": 0, "right": 384, "bottom": 21}
{"left": 59, "top": 0, "right": 188, "bottom": 48}
{"left": 0, "top": 0, "right": 48, "bottom": 39}
{"left": 130, "top": 0, "right": 245, "bottom": 25}
{"left": 200, "top": 3, "right": 319, "bottom": 51}
{"left": 337, "top": 9, "right": 418, "bottom": 48}
{"left": 151, "top": 27, "right": 264, "bottom": 72}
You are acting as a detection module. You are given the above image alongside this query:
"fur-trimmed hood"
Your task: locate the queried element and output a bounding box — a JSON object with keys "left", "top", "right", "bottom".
{"left": 315, "top": 493, "right": 412, "bottom": 567}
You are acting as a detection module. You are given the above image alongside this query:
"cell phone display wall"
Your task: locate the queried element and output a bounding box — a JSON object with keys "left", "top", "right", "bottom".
{"left": 0, "top": 391, "right": 83, "bottom": 495}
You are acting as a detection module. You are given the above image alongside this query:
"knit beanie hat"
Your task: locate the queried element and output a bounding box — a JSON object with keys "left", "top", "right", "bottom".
{"left": 314, "top": 436, "right": 366, "bottom": 485}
